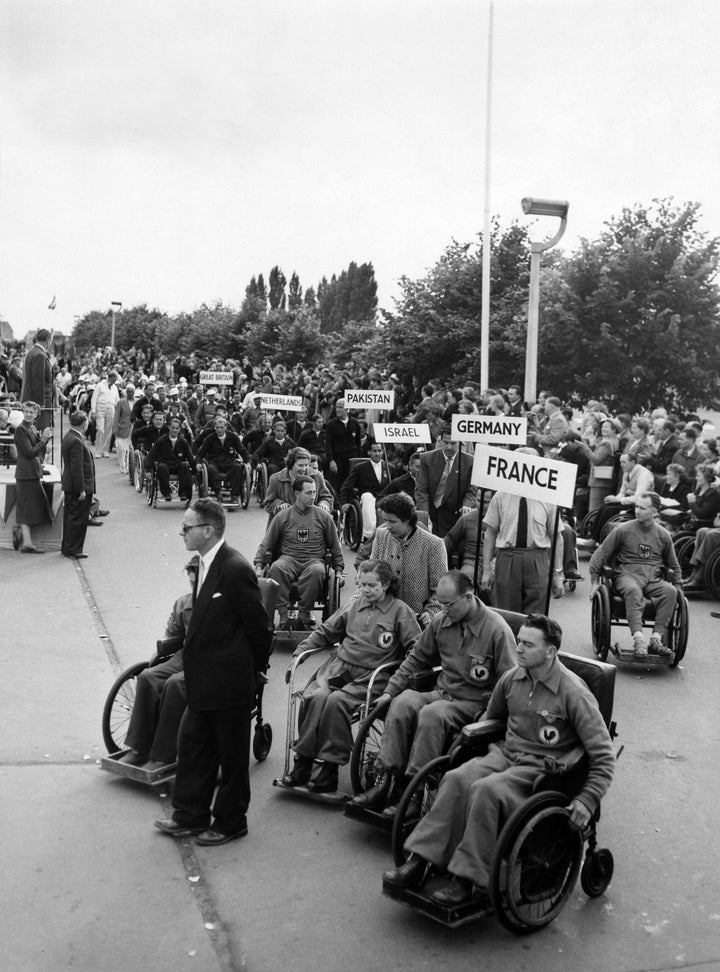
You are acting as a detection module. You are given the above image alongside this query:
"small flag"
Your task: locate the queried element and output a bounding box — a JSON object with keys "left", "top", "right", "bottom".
{"left": 48, "top": 296, "right": 56, "bottom": 310}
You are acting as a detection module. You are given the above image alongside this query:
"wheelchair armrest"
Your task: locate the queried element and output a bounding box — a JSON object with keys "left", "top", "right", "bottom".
{"left": 156, "top": 636, "right": 184, "bottom": 654}
{"left": 407, "top": 667, "right": 440, "bottom": 692}
{"left": 366, "top": 660, "right": 401, "bottom": 703}
{"left": 285, "top": 646, "right": 327, "bottom": 685}
{"left": 460, "top": 718, "right": 506, "bottom": 744}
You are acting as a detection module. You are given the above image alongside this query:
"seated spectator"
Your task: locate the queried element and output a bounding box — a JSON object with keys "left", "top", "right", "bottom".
{"left": 340, "top": 442, "right": 391, "bottom": 542}
{"left": 351, "top": 570, "right": 516, "bottom": 817}
{"left": 253, "top": 418, "right": 296, "bottom": 476}
{"left": 130, "top": 403, "right": 160, "bottom": 451}
{"left": 281, "top": 560, "right": 422, "bottom": 794}
{"left": 264, "top": 447, "right": 333, "bottom": 518}
{"left": 196, "top": 414, "right": 250, "bottom": 504}
{"left": 378, "top": 450, "right": 423, "bottom": 502}
{"left": 149, "top": 416, "right": 195, "bottom": 502}
{"left": 660, "top": 463, "right": 691, "bottom": 510}
{"left": 686, "top": 464, "right": 720, "bottom": 526}
{"left": 627, "top": 418, "right": 654, "bottom": 462}
{"left": 685, "top": 516, "right": 720, "bottom": 590}
{"left": 117, "top": 557, "right": 198, "bottom": 769}
{"left": 671, "top": 427, "right": 704, "bottom": 480}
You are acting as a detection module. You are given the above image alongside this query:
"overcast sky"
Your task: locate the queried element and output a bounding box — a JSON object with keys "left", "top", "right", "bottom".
{"left": 1, "top": 0, "right": 718, "bottom": 339}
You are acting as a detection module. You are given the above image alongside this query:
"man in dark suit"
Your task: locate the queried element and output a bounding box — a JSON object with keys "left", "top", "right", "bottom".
{"left": 340, "top": 442, "right": 391, "bottom": 541}
{"left": 21, "top": 329, "right": 54, "bottom": 430}
{"left": 415, "top": 427, "right": 475, "bottom": 537}
{"left": 60, "top": 411, "right": 95, "bottom": 559}
{"left": 155, "top": 498, "right": 271, "bottom": 846}
{"left": 325, "top": 398, "right": 362, "bottom": 493}
{"left": 148, "top": 415, "right": 195, "bottom": 501}
{"left": 379, "top": 450, "right": 423, "bottom": 502}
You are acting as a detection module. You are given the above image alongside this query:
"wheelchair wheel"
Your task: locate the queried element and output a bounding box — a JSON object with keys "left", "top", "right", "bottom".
{"left": 342, "top": 503, "right": 362, "bottom": 551}
{"left": 252, "top": 722, "right": 273, "bottom": 762}
{"left": 255, "top": 463, "right": 268, "bottom": 505}
{"left": 133, "top": 453, "right": 146, "bottom": 493}
{"left": 128, "top": 449, "right": 137, "bottom": 486}
{"left": 599, "top": 514, "right": 625, "bottom": 544}
{"left": 580, "top": 847, "right": 614, "bottom": 898}
{"left": 490, "top": 791, "right": 584, "bottom": 936}
{"left": 590, "top": 586, "right": 611, "bottom": 662}
{"left": 322, "top": 569, "right": 342, "bottom": 622}
{"left": 102, "top": 661, "right": 149, "bottom": 753}
{"left": 706, "top": 548, "right": 720, "bottom": 601}
{"left": 349, "top": 707, "right": 386, "bottom": 795}
{"left": 146, "top": 470, "right": 156, "bottom": 507}
{"left": 240, "top": 463, "right": 251, "bottom": 509}
{"left": 673, "top": 536, "right": 696, "bottom": 585}
{"left": 391, "top": 754, "right": 451, "bottom": 865}
{"left": 197, "top": 463, "right": 209, "bottom": 498}
{"left": 578, "top": 508, "right": 600, "bottom": 541}
{"left": 668, "top": 593, "right": 689, "bottom": 667}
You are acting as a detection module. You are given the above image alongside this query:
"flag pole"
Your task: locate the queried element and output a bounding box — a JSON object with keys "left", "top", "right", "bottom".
{"left": 479, "top": 0, "right": 494, "bottom": 392}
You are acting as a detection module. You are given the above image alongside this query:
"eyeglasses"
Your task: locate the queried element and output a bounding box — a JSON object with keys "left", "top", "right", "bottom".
{"left": 180, "top": 523, "right": 210, "bottom": 535}
{"left": 439, "top": 592, "right": 468, "bottom": 612}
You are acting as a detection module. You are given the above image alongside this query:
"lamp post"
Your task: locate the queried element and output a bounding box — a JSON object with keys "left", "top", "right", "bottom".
{"left": 110, "top": 301, "right": 122, "bottom": 351}
{"left": 520, "top": 197, "right": 568, "bottom": 404}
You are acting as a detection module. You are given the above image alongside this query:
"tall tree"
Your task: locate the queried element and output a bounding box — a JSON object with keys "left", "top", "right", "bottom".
{"left": 268, "top": 266, "right": 287, "bottom": 311}
{"left": 288, "top": 272, "right": 303, "bottom": 311}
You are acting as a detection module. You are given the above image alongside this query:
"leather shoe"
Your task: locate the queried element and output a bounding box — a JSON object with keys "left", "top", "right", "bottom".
{"left": 87, "top": 519, "right": 103, "bottom": 526}
{"left": 306, "top": 761, "right": 339, "bottom": 793}
{"left": 118, "top": 750, "right": 148, "bottom": 766}
{"left": 383, "top": 790, "right": 423, "bottom": 821}
{"left": 20, "top": 546, "right": 44, "bottom": 554}
{"left": 281, "top": 755, "right": 314, "bottom": 787}
{"left": 564, "top": 570, "right": 583, "bottom": 581}
{"left": 154, "top": 818, "right": 206, "bottom": 837}
{"left": 351, "top": 771, "right": 393, "bottom": 809}
{"left": 431, "top": 876, "right": 483, "bottom": 907}
{"left": 383, "top": 854, "right": 429, "bottom": 889}
{"left": 195, "top": 826, "right": 248, "bottom": 846}
{"left": 95, "top": 509, "right": 110, "bottom": 517}
{"left": 70, "top": 553, "right": 88, "bottom": 559}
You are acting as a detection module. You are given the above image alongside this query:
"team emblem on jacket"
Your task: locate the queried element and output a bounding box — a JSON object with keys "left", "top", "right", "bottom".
{"left": 538, "top": 724, "right": 560, "bottom": 745}
{"left": 296, "top": 529, "right": 309, "bottom": 543}
{"left": 638, "top": 543, "right": 651, "bottom": 559}
{"left": 378, "top": 631, "right": 394, "bottom": 649}
{"left": 469, "top": 658, "right": 489, "bottom": 682}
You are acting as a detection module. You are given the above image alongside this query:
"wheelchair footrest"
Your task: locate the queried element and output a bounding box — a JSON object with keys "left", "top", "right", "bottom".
{"left": 271, "top": 779, "right": 348, "bottom": 804}
{"left": 382, "top": 877, "right": 490, "bottom": 928}
{"left": 100, "top": 751, "right": 177, "bottom": 787}
{"left": 612, "top": 644, "right": 674, "bottom": 667}
{"left": 343, "top": 802, "right": 394, "bottom": 831}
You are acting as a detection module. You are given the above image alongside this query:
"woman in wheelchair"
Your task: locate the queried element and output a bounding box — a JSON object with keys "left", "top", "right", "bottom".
{"left": 281, "top": 560, "right": 421, "bottom": 794}
{"left": 383, "top": 615, "right": 615, "bottom": 908}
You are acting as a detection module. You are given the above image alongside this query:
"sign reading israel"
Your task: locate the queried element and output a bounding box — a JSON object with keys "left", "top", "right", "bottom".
{"left": 472, "top": 445, "right": 577, "bottom": 508}
{"left": 259, "top": 393, "right": 304, "bottom": 412}
{"left": 199, "top": 370, "right": 233, "bottom": 385}
{"left": 373, "top": 423, "right": 432, "bottom": 444}
{"left": 451, "top": 414, "right": 528, "bottom": 444}
{"left": 345, "top": 389, "right": 394, "bottom": 410}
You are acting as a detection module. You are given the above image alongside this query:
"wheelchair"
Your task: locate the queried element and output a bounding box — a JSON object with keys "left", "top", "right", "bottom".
{"left": 253, "top": 461, "right": 269, "bottom": 505}
{"left": 271, "top": 647, "right": 402, "bottom": 804}
{"left": 197, "top": 459, "right": 252, "bottom": 510}
{"left": 130, "top": 448, "right": 151, "bottom": 494}
{"left": 677, "top": 534, "right": 720, "bottom": 601}
{"left": 340, "top": 458, "right": 366, "bottom": 551}
{"left": 263, "top": 551, "right": 343, "bottom": 652}
{"left": 590, "top": 565, "right": 688, "bottom": 668}
{"left": 145, "top": 461, "right": 194, "bottom": 509}
{"left": 382, "top": 651, "right": 619, "bottom": 935}
{"left": 100, "top": 578, "right": 278, "bottom": 786}
{"left": 344, "top": 608, "right": 526, "bottom": 834}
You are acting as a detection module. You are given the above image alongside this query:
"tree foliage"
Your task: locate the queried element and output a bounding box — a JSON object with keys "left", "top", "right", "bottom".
{"left": 317, "top": 261, "right": 377, "bottom": 333}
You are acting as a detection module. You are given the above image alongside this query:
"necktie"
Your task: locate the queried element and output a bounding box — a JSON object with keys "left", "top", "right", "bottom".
{"left": 434, "top": 454, "right": 454, "bottom": 508}
{"left": 196, "top": 556, "right": 205, "bottom": 595}
{"left": 516, "top": 497, "right": 528, "bottom": 548}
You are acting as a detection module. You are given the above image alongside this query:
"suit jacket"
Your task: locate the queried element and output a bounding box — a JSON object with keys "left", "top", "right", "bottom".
{"left": 61, "top": 429, "right": 95, "bottom": 494}
{"left": 340, "top": 458, "right": 390, "bottom": 502}
{"left": 325, "top": 417, "right": 362, "bottom": 462}
{"left": 14, "top": 422, "right": 47, "bottom": 481}
{"left": 182, "top": 543, "right": 272, "bottom": 711}
{"left": 379, "top": 471, "right": 417, "bottom": 501}
{"left": 20, "top": 344, "right": 53, "bottom": 408}
{"left": 149, "top": 433, "right": 195, "bottom": 467}
{"left": 415, "top": 449, "right": 475, "bottom": 520}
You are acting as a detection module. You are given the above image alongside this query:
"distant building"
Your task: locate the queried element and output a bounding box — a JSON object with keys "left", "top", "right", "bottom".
{"left": 0, "top": 318, "right": 13, "bottom": 343}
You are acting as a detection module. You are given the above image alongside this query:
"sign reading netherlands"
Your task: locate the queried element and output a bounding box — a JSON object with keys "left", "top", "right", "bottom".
{"left": 471, "top": 444, "right": 577, "bottom": 507}
{"left": 373, "top": 423, "right": 432, "bottom": 444}
{"left": 258, "top": 393, "right": 304, "bottom": 412}
{"left": 345, "top": 388, "right": 394, "bottom": 410}
{"left": 199, "top": 370, "right": 234, "bottom": 385}
{"left": 451, "top": 414, "right": 528, "bottom": 444}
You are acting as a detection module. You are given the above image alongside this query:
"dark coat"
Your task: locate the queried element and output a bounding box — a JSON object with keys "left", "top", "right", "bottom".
{"left": 61, "top": 429, "right": 95, "bottom": 494}
{"left": 20, "top": 344, "right": 53, "bottom": 408}
{"left": 340, "top": 458, "right": 390, "bottom": 502}
{"left": 14, "top": 422, "right": 47, "bottom": 481}
{"left": 415, "top": 448, "right": 475, "bottom": 537}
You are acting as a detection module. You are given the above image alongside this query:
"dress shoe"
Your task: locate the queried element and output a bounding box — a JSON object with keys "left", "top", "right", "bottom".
{"left": 351, "top": 771, "right": 393, "bottom": 809}
{"left": 154, "top": 818, "right": 206, "bottom": 837}
{"left": 564, "top": 570, "right": 584, "bottom": 581}
{"left": 382, "top": 854, "right": 429, "bottom": 889}
{"left": 95, "top": 509, "right": 110, "bottom": 517}
{"left": 70, "top": 553, "right": 88, "bottom": 559}
{"left": 195, "top": 826, "right": 248, "bottom": 846}
{"left": 383, "top": 790, "right": 423, "bottom": 821}
{"left": 306, "top": 761, "right": 339, "bottom": 793}
{"left": 282, "top": 755, "right": 314, "bottom": 787}
{"left": 87, "top": 519, "right": 103, "bottom": 526}
{"left": 430, "top": 876, "right": 484, "bottom": 907}
{"left": 648, "top": 634, "right": 673, "bottom": 657}
{"left": 118, "top": 750, "right": 148, "bottom": 766}
{"left": 143, "top": 759, "right": 171, "bottom": 772}
{"left": 20, "top": 546, "right": 44, "bottom": 554}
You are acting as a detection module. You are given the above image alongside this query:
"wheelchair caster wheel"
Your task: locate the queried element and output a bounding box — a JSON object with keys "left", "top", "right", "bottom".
{"left": 253, "top": 723, "right": 272, "bottom": 762}
{"left": 581, "top": 848, "right": 614, "bottom": 898}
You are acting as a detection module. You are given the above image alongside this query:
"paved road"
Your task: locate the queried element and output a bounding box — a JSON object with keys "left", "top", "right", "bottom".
{"left": 3, "top": 455, "right": 720, "bottom": 972}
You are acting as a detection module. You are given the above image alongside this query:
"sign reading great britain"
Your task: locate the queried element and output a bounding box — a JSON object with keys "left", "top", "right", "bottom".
{"left": 259, "top": 393, "right": 304, "bottom": 412}
{"left": 345, "top": 389, "right": 394, "bottom": 409}
{"left": 451, "top": 414, "right": 528, "bottom": 444}
{"left": 471, "top": 444, "right": 577, "bottom": 507}
{"left": 199, "top": 370, "right": 233, "bottom": 385}
{"left": 373, "top": 423, "right": 432, "bottom": 444}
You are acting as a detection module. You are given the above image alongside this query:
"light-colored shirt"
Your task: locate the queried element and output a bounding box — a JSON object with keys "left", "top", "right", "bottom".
{"left": 197, "top": 537, "right": 224, "bottom": 593}
{"left": 483, "top": 492, "right": 556, "bottom": 549}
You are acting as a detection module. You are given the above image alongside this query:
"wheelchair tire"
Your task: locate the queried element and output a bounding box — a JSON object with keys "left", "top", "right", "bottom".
{"left": 349, "top": 707, "right": 386, "bottom": 795}
{"left": 252, "top": 722, "right": 273, "bottom": 762}
{"left": 197, "top": 463, "right": 209, "bottom": 499}
{"left": 255, "top": 464, "right": 268, "bottom": 505}
{"left": 128, "top": 449, "right": 136, "bottom": 486}
{"left": 133, "top": 453, "right": 146, "bottom": 493}
{"left": 146, "top": 471, "right": 156, "bottom": 507}
{"left": 322, "top": 570, "right": 342, "bottom": 622}
{"left": 391, "top": 754, "right": 451, "bottom": 865}
{"left": 668, "top": 593, "right": 689, "bottom": 667}
{"left": 102, "top": 661, "right": 149, "bottom": 753}
{"left": 490, "top": 790, "right": 584, "bottom": 935}
{"left": 580, "top": 847, "right": 614, "bottom": 898}
{"left": 706, "top": 548, "right": 720, "bottom": 601}
{"left": 578, "top": 508, "right": 600, "bottom": 541}
{"left": 241, "top": 464, "right": 251, "bottom": 509}
{"left": 673, "top": 536, "right": 696, "bottom": 585}
{"left": 591, "top": 586, "right": 611, "bottom": 662}
{"left": 342, "top": 503, "right": 362, "bottom": 551}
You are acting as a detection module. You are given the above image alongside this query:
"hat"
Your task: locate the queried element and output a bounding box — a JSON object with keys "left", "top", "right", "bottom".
{"left": 179, "top": 377, "right": 188, "bottom": 385}
{"left": 169, "top": 386, "right": 179, "bottom": 396}
{"left": 206, "top": 388, "right": 218, "bottom": 396}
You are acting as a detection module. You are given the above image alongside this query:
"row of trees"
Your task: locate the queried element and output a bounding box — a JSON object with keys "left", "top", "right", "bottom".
{"left": 69, "top": 200, "right": 720, "bottom": 412}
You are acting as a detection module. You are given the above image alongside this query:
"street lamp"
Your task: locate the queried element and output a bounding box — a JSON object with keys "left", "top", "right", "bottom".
{"left": 110, "top": 301, "right": 123, "bottom": 351}
{"left": 520, "top": 197, "right": 568, "bottom": 404}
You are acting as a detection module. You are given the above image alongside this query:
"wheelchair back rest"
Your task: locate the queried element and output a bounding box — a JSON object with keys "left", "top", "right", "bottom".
{"left": 258, "top": 577, "right": 279, "bottom": 629}
{"left": 348, "top": 457, "right": 366, "bottom": 471}
{"left": 493, "top": 608, "right": 526, "bottom": 639}
{"left": 558, "top": 651, "right": 615, "bottom": 730}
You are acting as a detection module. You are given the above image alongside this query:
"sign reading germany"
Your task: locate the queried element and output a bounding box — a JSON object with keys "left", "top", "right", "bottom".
{"left": 471, "top": 444, "right": 577, "bottom": 507}
{"left": 373, "top": 423, "right": 432, "bottom": 444}
{"left": 451, "top": 414, "right": 528, "bottom": 444}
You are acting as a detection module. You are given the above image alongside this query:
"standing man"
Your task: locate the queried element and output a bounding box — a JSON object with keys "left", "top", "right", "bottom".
{"left": 531, "top": 396, "right": 570, "bottom": 456}
{"left": 60, "top": 411, "right": 95, "bottom": 560}
{"left": 415, "top": 426, "right": 475, "bottom": 538}
{"left": 91, "top": 371, "right": 120, "bottom": 458}
{"left": 21, "top": 329, "right": 54, "bottom": 430}
{"left": 325, "top": 398, "right": 362, "bottom": 494}
{"left": 155, "top": 498, "right": 271, "bottom": 845}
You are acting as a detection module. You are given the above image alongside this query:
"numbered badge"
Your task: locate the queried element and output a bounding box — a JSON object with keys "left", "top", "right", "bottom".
{"left": 296, "top": 529, "right": 309, "bottom": 543}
